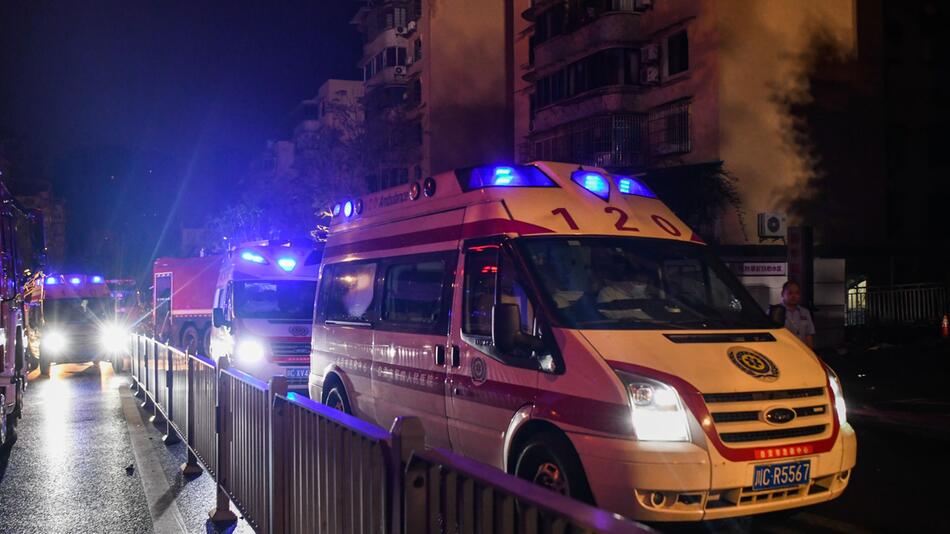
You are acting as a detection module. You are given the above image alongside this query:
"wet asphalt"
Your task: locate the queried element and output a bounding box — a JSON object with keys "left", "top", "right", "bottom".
{"left": 0, "top": 362, "right": 252, "bottom": 534}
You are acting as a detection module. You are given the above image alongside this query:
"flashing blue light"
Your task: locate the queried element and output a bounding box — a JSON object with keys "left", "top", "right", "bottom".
{"left": 277, "top": 257, "right": 297, "bottom": 272}
{"left": 45, "top": 276, "right": 59, "bottom": 285}
{"left": 615, "top": 176, "right": 657, "bottom": 198}
{"left": 465, "top": 165, "right": 557, "bottom": 189}
{"left": 343, "top": 200, "right": 354, "bottom": 217}
{"left": 571, "top": 171, "right": 610, "bottom": 200}
{"left": 69, "top": 277, "right": 82, "bottom": 285}
{"left": 240, "top": 250, "right": 268, "bottom": 264}
{"left": 91, "top": 275, "right": 104, "bottom": 284}
{"left": 332, "top": 204, "right": 341, "bottom": 216}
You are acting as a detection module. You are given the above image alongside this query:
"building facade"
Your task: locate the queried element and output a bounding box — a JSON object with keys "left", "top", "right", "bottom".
{"left": 352, "top": 0, "right": 514, "bottom": 191}
{"left": 514, "top": 0, "right": 870, "bottom": 245}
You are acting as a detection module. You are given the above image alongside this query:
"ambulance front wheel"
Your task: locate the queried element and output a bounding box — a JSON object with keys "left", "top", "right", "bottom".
{"left": 514, "top": 429, "right": 595, "bottom": 505}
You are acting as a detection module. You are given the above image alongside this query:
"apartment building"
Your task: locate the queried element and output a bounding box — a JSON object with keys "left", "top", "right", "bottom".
{"left": 352, "top": 0, "right": 514, "bottom": 191}
{"left": 514, "top": 0, "right": 872, "bottom": 245}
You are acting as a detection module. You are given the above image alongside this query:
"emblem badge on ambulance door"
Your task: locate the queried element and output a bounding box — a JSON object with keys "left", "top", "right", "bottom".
{"left": 471, "top": 357, "right": 487, "bottom": 385}
{"left": 288, "top": 325, "right": 310, "bottom": 337}
{"left": 727, "top": 347, "right": 779, "bottom": 382}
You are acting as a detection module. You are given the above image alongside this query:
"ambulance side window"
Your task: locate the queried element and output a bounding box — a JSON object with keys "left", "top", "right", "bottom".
{"left": 498, "top": 251, "right": 536, "bottom": 337}
{"left": 320, "top": 261, "right": 378, "bottom": 324}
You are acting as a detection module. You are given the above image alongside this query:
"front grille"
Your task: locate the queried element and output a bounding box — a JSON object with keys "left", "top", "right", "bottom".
{"left": 719, "top": 424, "right": 826, "bottom": 443}
{"left": 703, "top": 386, "right": 833, "bottom": 446}
{"left": 270, "top": 341, "right": 310, "bottom": 362}
{"left": 703, "top": 387, "right": 824, "bottom": 404}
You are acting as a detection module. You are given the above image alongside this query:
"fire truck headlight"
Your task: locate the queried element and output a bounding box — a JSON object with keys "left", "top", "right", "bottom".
{"left": 99, "top": 324, "right": 129, "bottom": 353}
{"left": 827, "top": 368, "right": 848, "bottom": 425}
{"left": 236, "top": 339, "right": 266, "bottom": 364}
{"left": 615, "top": 370, "right": 691, "bottom": 442}
{"left": 44, "top": 330, "right": 68, "bottom": 354}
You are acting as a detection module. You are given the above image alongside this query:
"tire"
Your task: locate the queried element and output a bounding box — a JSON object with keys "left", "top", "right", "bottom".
{"left": 0, "top": 398, "right": 14, "bottom": 450}
{"left": 322, "top": 379, "right": 351, "bottom": 415}
{"left": 180, "top": 325, "right": 201, "bottom": 354}
{"left": 513, "top": 430, "right": 595, "bottom": 505}
{"left": 201, "top": 327, "right": 212, "bottom": 356}
{"left": 39, "top": 355, "right": 51, "bottom": 377}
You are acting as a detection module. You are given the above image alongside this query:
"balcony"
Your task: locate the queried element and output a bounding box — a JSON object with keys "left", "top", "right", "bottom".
{"left": 532, "top": 11, "right": 643, "bottom": 73}
{"left": 530, "top": 113, "right": 647, "bottom": 170}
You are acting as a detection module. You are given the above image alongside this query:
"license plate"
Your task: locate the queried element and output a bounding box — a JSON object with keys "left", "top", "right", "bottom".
{"left": 285, "top": 368, "right": 309, "bottom": 379}
{"left": 752, "top": 460, "right": 811, "bottom": 491}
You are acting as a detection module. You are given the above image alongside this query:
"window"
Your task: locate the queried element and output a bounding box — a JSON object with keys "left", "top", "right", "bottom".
{"left": 667, "top": 30, "right": 688, "bottom": 76}
{"left": 413, "top": 38, "right": 423, "bottom": 61}
{"left": 534, "top": 48, "right": 639, "bottom": 109}
{"left": 234, "top": 280, "right": 317, "bottom": 320}
{"left": 381, "top": 257, "right": 450, "bottom": 331}
{"left": 648, "top": 100, "right": 691, "bottom": 156}
{"left": 320, "top": 262, "right": 378, "bottom": 323}
{"left": 463, "top": 244, "right": 535, "bottom": 338}
{"left": 397, "top": 47, "right": 407, "bottom": 66}
{"left": 386, "top": 47, "right": 397, "bottom": 67}
{"left": 394, "top": 7, "right": 407, "bottom": 28}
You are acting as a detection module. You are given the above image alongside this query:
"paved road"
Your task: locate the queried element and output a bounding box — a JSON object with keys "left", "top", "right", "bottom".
{"left": 3, "top": 362, "right": 947, "bottom": 533}
{"left": 0, "top": 363, "right": 251, "bottom": 534}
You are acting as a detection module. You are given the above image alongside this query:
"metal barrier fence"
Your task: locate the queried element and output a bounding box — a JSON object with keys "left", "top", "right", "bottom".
{"left": 128, "top": 334, "right": 650, "bottom": 534}
{"left": 846, "top": 283, "right": 948, "bottom": 327}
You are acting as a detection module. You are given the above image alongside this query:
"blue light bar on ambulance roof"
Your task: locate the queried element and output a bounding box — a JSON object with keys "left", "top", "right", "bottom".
{"left": 571, "top": 170, "right": 610, "bottom": 201}
{"left": 45, "top": 276, "right": 59, "bottom": 285}
{"left": 343, "top": 201, "right": 354, "bottom": 217}
{"left": 69, "top": 277, "right": 82, "bottom": 285}
{"left": 240, "top": 250, "right": 268, "bottom": 264}
{"left": 615, "top": 175, "right": 656, "bottom": 198}
{"left": 91, "top": 275, "right": 104, "bottom": 284}
{"left": 460, "top": 165, "right": 557, "bottom": 190}
{"left": 277, "top": 257, "right": 297, "bottom": 272}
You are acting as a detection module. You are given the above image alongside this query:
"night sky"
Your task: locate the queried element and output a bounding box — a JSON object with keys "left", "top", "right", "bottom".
{"left": 0, "top": 1, "right": 361, "bottom": 278}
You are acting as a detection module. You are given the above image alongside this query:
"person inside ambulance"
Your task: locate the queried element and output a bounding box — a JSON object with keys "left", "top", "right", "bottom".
{"left": 591, "top": 248, "right": 663, "bottom": 321}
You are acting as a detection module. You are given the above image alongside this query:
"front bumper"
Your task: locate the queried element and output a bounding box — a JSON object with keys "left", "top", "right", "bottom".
{"left": 232, "top": 360, "right": 309, "bottom": 391}
{"left": 570, "top": 423, "right": 857, "bottom": 522}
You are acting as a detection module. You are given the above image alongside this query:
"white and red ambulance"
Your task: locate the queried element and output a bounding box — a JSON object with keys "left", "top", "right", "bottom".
{"left": 309, "top": 161, "right": 856, "bottom": 521}
{"left": 209, "top": 240, "right": 322, "bottom": 391}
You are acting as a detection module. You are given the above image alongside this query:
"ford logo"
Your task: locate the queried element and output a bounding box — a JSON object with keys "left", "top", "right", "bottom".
{"left": 288, "top": 325, "right": 310, "bottom": 337}
{"left": 765, "top": 407, "right": 796, "bottom": 425}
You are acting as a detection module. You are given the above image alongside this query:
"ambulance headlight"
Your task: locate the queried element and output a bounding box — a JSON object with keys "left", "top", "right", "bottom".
{"left": 827, "top": 368, "right": 848, "bottom": 425}
{"left": 99, "top": 324, "right": 129, "bottom": 353}
{"left": 44, "top": 330, "right": 68, "bottom": 354}
{"left": 236, "top": 339, "right": 266, "bottom": 364}
{"left": 616, "top": 371, "right": 690, "bottom": 442}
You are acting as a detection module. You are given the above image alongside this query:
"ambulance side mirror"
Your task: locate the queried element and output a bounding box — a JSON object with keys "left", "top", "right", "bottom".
{"left": 493, "top": 303, "right": 543, "bottom": 355}
{"left": 212, "top": 307, "right": 230, "bottom": 328}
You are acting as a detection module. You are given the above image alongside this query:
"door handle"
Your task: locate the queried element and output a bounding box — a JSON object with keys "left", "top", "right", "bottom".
{"left": 435, "top": 345, "right": 446, "bottom": 366}
{"left": 450, "top": 345, "right": 461, "bottom": 368}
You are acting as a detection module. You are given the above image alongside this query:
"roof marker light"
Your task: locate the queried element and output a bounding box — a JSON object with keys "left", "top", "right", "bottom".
{"left": 463, "top": 165, "right": 557, "bottom": 190}
{"left": 332, "top": 204, "right": 341, "bottom": 217}
{"left": 91, "top": 275, "right": 104, "bottom": 284}
{"left": 616, "top": 176, "right": 657, "bottom": 198}
{"left": 277, "top": 257, "right": 297, "bottom": 272}
{"left": 69, "top": 277, "right": 82, "bottom": 285}
{"left": 571, "top": 170, "right": 610, "bottom": 200}
{"left": 45, "top": 276, "right": 59, "bottom": 285}
{"left": 240, "top": 250, "right": 268, "bottom": 264}
{"left": 343, "top": 200, "right": 354, "bottom": 217}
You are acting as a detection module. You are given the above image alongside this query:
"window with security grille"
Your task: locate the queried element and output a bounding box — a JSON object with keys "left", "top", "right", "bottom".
{"left": 648, "top": 100, "right": 691, "bottom": 156}
{"left": 667, "top": 30, "right": 689, "bottom": 75}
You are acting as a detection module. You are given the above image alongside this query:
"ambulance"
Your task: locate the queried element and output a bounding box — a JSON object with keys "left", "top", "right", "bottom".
{"left": 209, "top": 240, "right": 322, "bottom": 391}
{"left": 309, "top": 162, "right": 856, "bottom": 521}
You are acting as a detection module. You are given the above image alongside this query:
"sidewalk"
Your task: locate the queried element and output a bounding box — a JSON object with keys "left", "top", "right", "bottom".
{"left": 820, "top": 336, "right": 950, "bottom": 440}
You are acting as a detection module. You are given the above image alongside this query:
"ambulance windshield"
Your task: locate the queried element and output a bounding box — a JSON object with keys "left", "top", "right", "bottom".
{"left": 45, "top": 297, "right": 114, "bottom": 325}
{"left": 518, "top": 237, "right": 773, "bottom": 330}
{"left": 234, "top": 280, "right": 317, "bottom": 320}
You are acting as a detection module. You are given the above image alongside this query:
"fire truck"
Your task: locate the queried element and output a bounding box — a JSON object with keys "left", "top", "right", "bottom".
{"left": 36, "top": 274, "right": 128, "bottom": 375}
{"left": 1, "top": 181, "right": 46, "bottom": 449}
{"left": 152, "top": 254, "right": 223, "bottom": 356}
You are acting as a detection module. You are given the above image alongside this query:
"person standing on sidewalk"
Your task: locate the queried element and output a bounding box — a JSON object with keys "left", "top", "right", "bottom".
{"left": 780, "top": 280, "right": 816, "bottom": 348}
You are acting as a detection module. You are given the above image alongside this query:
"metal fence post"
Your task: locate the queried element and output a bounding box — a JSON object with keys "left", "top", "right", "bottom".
{"left": 391, "top": 416, "right": 426, "bottom": 534}
{"left": 149, "top": 344, "right": 164, "bottom": 425}
{"left": 267, "top": 376, "right": 288, "bottom": 534}
{"left": 140, "top": 339, "right": 152, "bottom": 409}
{"left": 181, "top": 354, "right": 203, "bottom": 478}
{"left": 129, "top": 335, "right": 138, "bottom": 391}
{"left": 163, "top": 346, "right": 181, "bottom": 445}
{"left": 209, "top": 356, "right": 237, "bottom": 525}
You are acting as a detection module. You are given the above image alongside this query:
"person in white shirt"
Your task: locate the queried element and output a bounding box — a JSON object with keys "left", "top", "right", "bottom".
{"left": 781, "top": 280, "right": 816, "bottom": 348}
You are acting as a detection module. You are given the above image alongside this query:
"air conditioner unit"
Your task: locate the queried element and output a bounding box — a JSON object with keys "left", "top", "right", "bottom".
{"left": 639, "top": 64, "right": 660, "bottom": 85}
{"left": 634, "top": 0, "right": 654, "bottom": 11}
{"left": 407, "top": 20, "right": 417, "bottom": 32}
{"left": 640, "top": 43, "right": 660, "bottom": 63}
{"left": 395, "top": 26, "right": 407, "bottom": 36}
{"left": 394, "top": 66, "right": 406, "bottom": 75}
{"left": 757, "top": 212, "right": 788, "bottom": 238}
